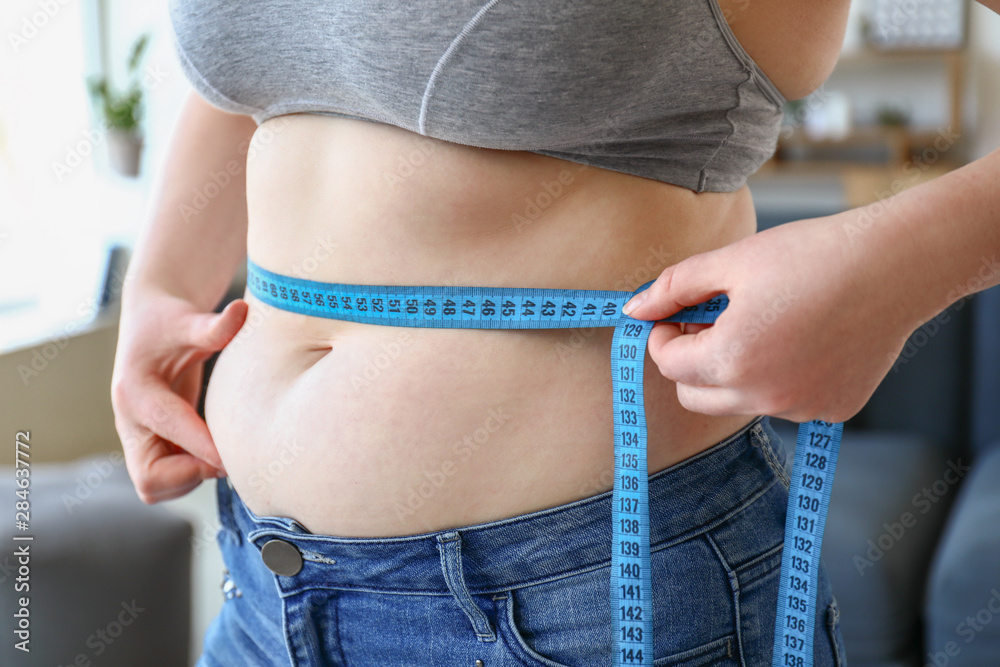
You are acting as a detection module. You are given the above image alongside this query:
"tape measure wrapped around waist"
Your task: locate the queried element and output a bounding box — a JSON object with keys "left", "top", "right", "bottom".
{"left": 246, "top": 259, "right": 842, "bottom": 667}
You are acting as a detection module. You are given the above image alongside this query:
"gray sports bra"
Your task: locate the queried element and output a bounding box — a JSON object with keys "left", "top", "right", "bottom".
{"left": 169, "top": 0, "right": 787, "bottom": 193}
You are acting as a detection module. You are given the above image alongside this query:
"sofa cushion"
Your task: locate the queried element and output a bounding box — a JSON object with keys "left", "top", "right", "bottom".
{"left": 0, "top": 453, "right": 192, "bottom": 666}
{"left": 925, "top": 444, "right": 1000, "bottom": 667}
{"left": 971, "top": 285, "right": 1000, "bottom": 456}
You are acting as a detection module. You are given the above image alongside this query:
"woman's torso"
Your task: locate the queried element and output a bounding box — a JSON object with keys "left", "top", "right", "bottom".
{"left": 202, "top": 0, "right": 850, "bottom": 537}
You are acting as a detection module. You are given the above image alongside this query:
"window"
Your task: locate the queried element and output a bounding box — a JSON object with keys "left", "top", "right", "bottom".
{"left": 0, "top": 0, "right": 188, "bottom": 351}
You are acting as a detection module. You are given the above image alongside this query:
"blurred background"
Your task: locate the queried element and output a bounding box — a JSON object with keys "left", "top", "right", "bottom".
{"left": 0, "top": 0, "right": 998, "bottom": 665}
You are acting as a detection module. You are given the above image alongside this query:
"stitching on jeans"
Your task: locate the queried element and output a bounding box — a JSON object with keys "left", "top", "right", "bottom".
{"left": 827, "top": 599, "right": 845, "bottom": 667}
{"left": 334, "top": 592, "right": 347, "bottom": 666}
{"left": 705, "top": 533, "right": 748, "bottom": 667}
{"left": 302, "top": 552, "right": 338, "bottom": 565}
{"left": 499, "top": 592, "right": 572, "bottom": 667}
{"left": 731, "top": 542, "right": 783, "bottom": 579}
{"left": 281, "top": 593, "right": 304, "bottom": 666}
{"left": 650, "top": 478, "right": 776, "bottom": 555}
{"left": 752, "top": 423, "right": 790, "bottom": 489}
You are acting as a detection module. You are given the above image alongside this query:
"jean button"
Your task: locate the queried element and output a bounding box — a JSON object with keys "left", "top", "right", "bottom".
{"left": 261, "top": 539, "right": 303, "bottom": 576}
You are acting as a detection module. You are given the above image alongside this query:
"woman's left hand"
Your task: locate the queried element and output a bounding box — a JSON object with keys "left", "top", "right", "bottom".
{"left": 622, "top": 212, "right": 925, "bottom": 423}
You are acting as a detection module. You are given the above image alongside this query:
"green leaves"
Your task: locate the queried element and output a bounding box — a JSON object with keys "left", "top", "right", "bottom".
{"left": 86, "top": 32, "right": 150, "bottom": 133}
{"left": 126, "top": 33, "right": 150, "bottom": 75}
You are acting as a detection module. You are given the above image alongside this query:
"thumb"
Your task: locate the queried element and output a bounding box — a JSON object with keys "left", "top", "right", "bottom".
{"left": 622, "top": 253, "right": 728, "bottom": 321}
{"left": 186, "top": 299, "right": 249, "bottom": 351}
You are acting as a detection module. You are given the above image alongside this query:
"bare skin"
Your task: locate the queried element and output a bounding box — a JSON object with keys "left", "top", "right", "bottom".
{"left": 113, "top": 2, "right": 862, "bottom": 535}
{"left": 206, "top": 118, "right": 757, "bottom": 536}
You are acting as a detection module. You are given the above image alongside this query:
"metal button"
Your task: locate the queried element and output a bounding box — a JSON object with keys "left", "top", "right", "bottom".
{"left": 260, "top": 539, "right": 303, "bottom": 577}
{"left": 475, "top": 661, "right": 485, "bottom": 667}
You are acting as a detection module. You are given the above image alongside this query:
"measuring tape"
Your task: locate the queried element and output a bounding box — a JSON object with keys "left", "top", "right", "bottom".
{"left": 772, "top": 419, "right": 842, "bottom": 667}
{"left": 246, "top": 259, "right": 841, "bottom": 666}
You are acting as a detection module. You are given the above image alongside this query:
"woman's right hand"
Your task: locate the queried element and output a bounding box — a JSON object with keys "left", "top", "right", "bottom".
{"left": 111, "top": 285, "right": 248, "bottom": 503}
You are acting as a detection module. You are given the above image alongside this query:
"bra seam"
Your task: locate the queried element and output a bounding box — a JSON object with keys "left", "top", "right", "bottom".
{"left": 697, "top": 54, "right": 766, "bottom": 193}
{"left": 255, "top": 102, "right": 402, "bottom": 128}
{"left": 419, "top": 0, "right": 505, "bottom": 135}
{"left": 705, "top": 0, "right": 787, "bottom": 108}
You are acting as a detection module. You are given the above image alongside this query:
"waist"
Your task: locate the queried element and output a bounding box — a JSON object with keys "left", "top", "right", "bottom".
{"left": 218, "top": 416, "right": 785, "bottom": 594}
{"left": 205, "top": 113, "right": 760, "bottom": 536}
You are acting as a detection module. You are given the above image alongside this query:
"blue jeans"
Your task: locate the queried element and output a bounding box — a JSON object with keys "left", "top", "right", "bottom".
{"left": 198, "top": 416, "right": 846, "bottom": 666}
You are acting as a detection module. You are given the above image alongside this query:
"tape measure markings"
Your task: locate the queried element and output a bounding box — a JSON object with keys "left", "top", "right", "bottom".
{"left": 246, "top": 260, "right": 840, "bottom": 667}
{"left": 247, "top": 260, "right": 725, "bottom": 329}
{"left": 773, "top": 420, "right": 843, "bottom": 667}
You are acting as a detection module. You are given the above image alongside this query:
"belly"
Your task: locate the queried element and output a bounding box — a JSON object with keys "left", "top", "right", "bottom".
{"left": 205, "top": 113, "right": 757, "bottom": 536}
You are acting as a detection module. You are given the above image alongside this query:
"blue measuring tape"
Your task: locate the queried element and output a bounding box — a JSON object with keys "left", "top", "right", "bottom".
{"left": 246, "top": 259, "right": 841, "bottom": 666}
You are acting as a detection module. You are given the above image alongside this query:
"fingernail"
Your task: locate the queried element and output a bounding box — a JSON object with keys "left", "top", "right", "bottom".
{"left": 623, "top": 291, "right": 647, "bottom": 315}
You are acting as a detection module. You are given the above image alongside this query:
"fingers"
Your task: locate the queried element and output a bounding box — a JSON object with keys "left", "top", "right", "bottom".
{"left": 112, "top": 294, "right": 242, "bottom": 504}
{"left": 173, "top": 362, "right": 205, "bottom": 407}
{"left": 129, "top": 442, "right": 221, "bottom": 504}
{"left": 114, "top": 372, "right": 225, "bottom": 504}
{"left": 116, "top": 378, "right": 225, "bottom": 504}
{"left": 185, "top": 299, "right": 248, "bottom": 352}
{"left": 142, "top": 461, "right": 218, "bottom": 503}
{"left": 642, "top": 328, "right": 759, "bottom": 416}
{"left": 673, "top": 384, "right": 759, "bottom": 417}
{"left": 623, "top": 254, "right": 727, "bottom": 321}
{"left": 647, "top": 321, "right": 724, "bottom": 387}
{"left": 642, "top": 324, "right": 758, "bottom": 415}
{"left": 131, "top": 380, "right": 225, "bottom": 472}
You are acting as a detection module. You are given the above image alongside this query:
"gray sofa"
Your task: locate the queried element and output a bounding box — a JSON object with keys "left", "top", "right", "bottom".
{"left": 924, "top": 283, "right": 1000, "bottom": 666}
{"left": 0, "top": 455, "right": 192, "bottom": 666}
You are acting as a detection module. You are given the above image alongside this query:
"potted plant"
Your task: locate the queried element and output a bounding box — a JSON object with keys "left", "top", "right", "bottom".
{"left": 87, "top": 33, "right": 150, "bottom": 177}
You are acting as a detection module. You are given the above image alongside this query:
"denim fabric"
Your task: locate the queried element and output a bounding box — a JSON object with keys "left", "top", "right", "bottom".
{"left": 198, "top": 416, "right": 846, "bottom": 667}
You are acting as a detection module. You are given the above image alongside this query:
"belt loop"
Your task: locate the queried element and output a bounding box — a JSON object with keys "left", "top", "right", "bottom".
{"left": 436, "top": 531, "right": 495, "bottom": 642}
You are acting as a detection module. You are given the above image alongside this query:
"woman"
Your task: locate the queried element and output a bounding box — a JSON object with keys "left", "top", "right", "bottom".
{"left": 111, "top": 1, "right": 1000, "bottom": 665}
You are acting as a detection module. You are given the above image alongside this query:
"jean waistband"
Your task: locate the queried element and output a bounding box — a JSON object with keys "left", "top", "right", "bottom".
{"left": 218, "top": 415, "right": 783, "bottom": 596}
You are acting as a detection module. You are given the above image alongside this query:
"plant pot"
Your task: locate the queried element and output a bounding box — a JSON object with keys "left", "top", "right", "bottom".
{"left": 107, "top": 129, "right": 143, "bottom": 177}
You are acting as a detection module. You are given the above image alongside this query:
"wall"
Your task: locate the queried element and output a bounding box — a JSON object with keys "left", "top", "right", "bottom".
{"left": 969, "top": 2, "right": 1000, "bottom": 159}
{"left": 0, "top": 322, "right": 121, "bottom": 463}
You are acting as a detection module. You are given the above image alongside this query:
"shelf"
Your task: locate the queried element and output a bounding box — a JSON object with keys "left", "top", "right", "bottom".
{"left": 837, "top": 48, "right": 965, "bottom": 63}
{"left": 778, "top": 44, "right": 966, "bottom": 165}
{"left": 751, "top": 159, "right": 960, "bottom": 210}
{"left": 777, "top": 126, "right": 957, "bottom": 164}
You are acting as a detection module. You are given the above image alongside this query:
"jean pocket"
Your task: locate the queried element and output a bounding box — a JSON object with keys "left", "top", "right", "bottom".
{"left": 827, "top": 598, "right": 847, "bottom": 667}
{"left": 652, "top": 634, "right": 739, "bottom": 666}
{"left": 495, "top": 572, "right": 741, "bottom": 667}
{"left": 495, "top": 584, "right": 601, "bottom": 667}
